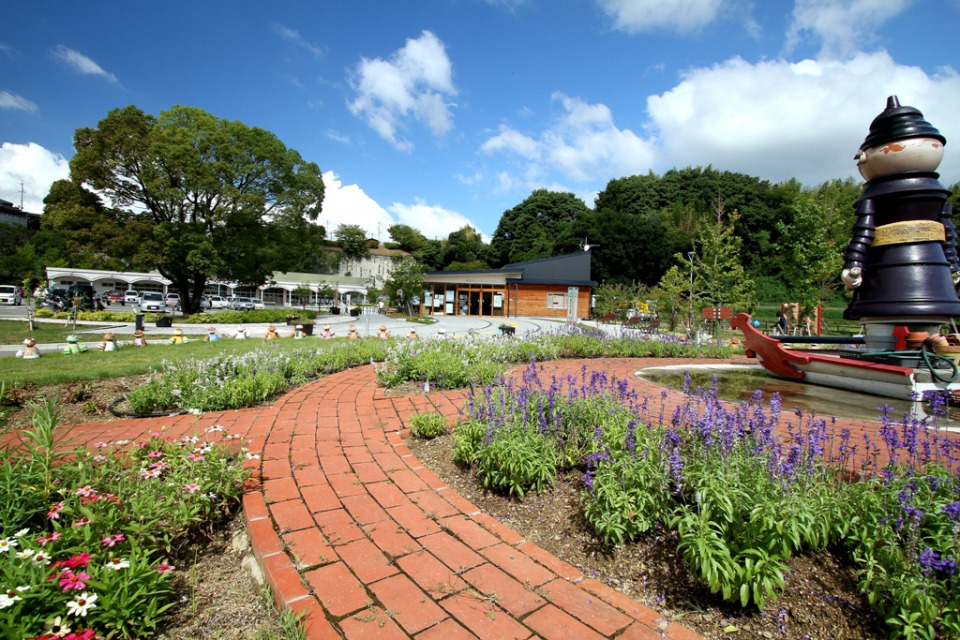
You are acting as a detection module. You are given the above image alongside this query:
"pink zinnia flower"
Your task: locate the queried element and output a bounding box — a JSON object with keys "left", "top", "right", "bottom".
{"left": 156, "top": 560, "right": 175, "bottom": 575}
{"left": 75, "top": 486, "right": 95, "bottom": 497}
{"left": 36, "top": 531, "right": 62, "bottom": 547}
{"left": 47, "top": 502, "right": 64, "bottom": 520}
{"left": 72, "top": 518, "right": 91, "bottom": 528}
{"left": 63, "top": 553, "right": 91, "bottom": 569}
{"left": 58, "top": 569, "right": 90, "bottom": 592}
{"left": 101, "top": 533, "right": 125, "bottom": 548}
{"left": 187, "top": 453, "right": 204, "bottom": 462}
{"left": 65, "top": 629, "right": 98, "bottom": 640}
{"left": 147, "top": 450, "right": 163, "bottom": 458}
{"left": 185, "top": 483, "right": 201, "bottom": 493}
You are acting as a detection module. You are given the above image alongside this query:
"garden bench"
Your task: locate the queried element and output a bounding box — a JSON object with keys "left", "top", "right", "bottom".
{"left": 600, "top": 313, "right": 617, "bottom": 323}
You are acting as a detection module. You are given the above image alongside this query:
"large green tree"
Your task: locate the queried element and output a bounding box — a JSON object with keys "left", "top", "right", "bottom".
{"left": 69, "top": 105, "right": 324, "bottom": 313}
{"left": 488, "top": 190, "right": 587, "bottom": 266}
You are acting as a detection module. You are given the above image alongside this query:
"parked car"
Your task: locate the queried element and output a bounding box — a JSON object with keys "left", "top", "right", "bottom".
{"left": 231, "top": 296, "right": 255, "bottom": 311}
{"left": 0, "top": 285, "right": 22, "bottom": 305}
{"left": 254, "top": 300, "right": 277, "bottom": 310}
{"left": 165, "top": 292, "right": 180, "bottom": 307}
{"left": 208, "top": 295, "right": 229, "bottom": 309}
{"left": 104, "top": 290, "right": 126, "bottom": 303}
{"left": 138, "top": 291, "right": 166, "bottom": 312}
{"left": 124, "top": 290, "right": 140, "bottom": 304}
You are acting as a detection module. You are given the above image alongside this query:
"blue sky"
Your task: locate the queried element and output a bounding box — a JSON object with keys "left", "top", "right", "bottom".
{"left": 2, "top": 0, "right": 959, "bottom": 242}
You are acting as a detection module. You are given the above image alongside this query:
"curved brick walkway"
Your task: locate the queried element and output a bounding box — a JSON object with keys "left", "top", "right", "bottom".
{"left": 59, "top": 357, "right": 917, "bottom": 640}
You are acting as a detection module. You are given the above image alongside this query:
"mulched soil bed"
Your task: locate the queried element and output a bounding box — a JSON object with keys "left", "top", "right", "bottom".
{"left": 407, "top": 431, "right": 889, "bottom": 640}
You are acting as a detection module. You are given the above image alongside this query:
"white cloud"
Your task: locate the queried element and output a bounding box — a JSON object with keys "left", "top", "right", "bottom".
{"left": 320, "top": 171, "right": 394, "bottom": 240}
{"left": 0, "top": 91, "right": 37, "bottom": 112}
{"left": 347, "top": 30, "right": 457, "bottom": 151}
{"left": 646, "top": 51, "right": 960, "bottom": 186}
{"left": 51, "top": 45, "right": 118, "bottom": 83}
{"left": 320, "top": 171, "right": 488, "bottom": 242}
{"left": 785, "top": 0, "right": 915, "bottom": 60}
{"left": 597, "top": 0, "right": 724, "bottom": 34}
{"left": 481, "top": 92, "right": 657, "bottom": 186}
{"left": 0, "top": 142, "right": 70, "bottom": 213}
{"left": 273, "top": 23, "right": 324, "bottom": 57}
{"left": 388, "top": 199, "right": 488, "bottom": 241}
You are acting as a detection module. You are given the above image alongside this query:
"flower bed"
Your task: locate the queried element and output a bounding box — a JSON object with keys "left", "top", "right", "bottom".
{"left": 453, "top": 361, "right": 960, "bottom": 639}
{"left": 0, "top": 402, "right": 249, "bottom": 639}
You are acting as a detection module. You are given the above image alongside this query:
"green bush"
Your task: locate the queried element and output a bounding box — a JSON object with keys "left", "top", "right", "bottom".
{"left": 408, "top": 412, "right": 448, "bottom": 438}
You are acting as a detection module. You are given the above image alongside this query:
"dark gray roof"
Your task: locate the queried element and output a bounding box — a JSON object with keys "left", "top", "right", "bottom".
{"left": 426, "top": 252, "right": 595, "bottom": 286}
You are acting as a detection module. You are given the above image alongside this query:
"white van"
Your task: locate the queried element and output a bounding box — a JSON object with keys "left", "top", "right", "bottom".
{"left": 0, "top": 285, "right": 22, "bottom": 305}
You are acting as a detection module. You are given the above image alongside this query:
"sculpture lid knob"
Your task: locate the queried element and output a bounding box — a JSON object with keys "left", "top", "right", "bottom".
{"left": 860, "top": 95, "right": 945, "bottom": 151}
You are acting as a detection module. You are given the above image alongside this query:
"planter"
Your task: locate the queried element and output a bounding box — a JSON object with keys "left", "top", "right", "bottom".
{"left": 301, "top": 323, "right": 314, "bottom": 336}
{"left": 286, "top": 316, "right": 300, "bottom": 326}
{"left": 350, "top": 307, "right": 362, "bottom": 317}
{"left": 330, "top": 307, "right": 340, "bottom": 315}
{"left": 499, "top": 326, "right": 515, "bottom": 336}
{"left": 155, "top": 315, "right": 173, "bottom": 328}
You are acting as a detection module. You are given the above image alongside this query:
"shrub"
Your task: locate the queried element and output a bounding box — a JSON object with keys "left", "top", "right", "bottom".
{"left": 408, "top": 412, "right": 448, "bottom": 438}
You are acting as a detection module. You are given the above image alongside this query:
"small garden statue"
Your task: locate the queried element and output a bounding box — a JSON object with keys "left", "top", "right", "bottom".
{"left": 408, "top": 329, "right": 419, "bottom": 339}
{"left": 204, "top": 327, "right": 221, "bottom": 342}
{"left": 264, "top": 325, "right": 280, "bottom": 340}
{"left": 234, "top": 327, "right": 249, "bottom": 339}
{"left": 290, "top": 324, "right": 308, "bottom": 339}
{"left": 169, "top": 328, "right": 189, "bottom": 344}
{"left": 374, "top": 325, "right": 391, "bottom": 339}
{"left": 319, "top": 324, "right": 335, "bottom": 339}
{"left": 62, "top": 335, "right": 88, "bottom": 355}
{"left": 100, "top": 331, "right": 119, "bottom": 351}
{"left": 347, "top": 324, "right": 358, "bottom": 340}
{"left": 132, "top": 329, "right": 147, "bottom": 347}
{"left": 15, "top": 337, "right": 40, "bottom": 359}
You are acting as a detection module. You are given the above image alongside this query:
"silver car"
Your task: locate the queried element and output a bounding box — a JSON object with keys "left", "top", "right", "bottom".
{"left": 138, "top": 291, "right": 165, "bottom": 312}
{"left": 231, "top": 296, "right": 255, "bottom": 311}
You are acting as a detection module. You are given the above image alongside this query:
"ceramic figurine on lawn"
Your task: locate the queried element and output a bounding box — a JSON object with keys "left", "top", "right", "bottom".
{"left": 99, "top": 332, "right": 119, "bottom": 351}
{"left": 264, "top": 325, "right": 280, "bottom": 340}
{"left": 289, "top": 324, "right": 308, "bottom": 339}
{"left": 16, "top": 337, "right": 40, "bottom": 359}
{"left": 132, "top": 329, "right": 147, "bottom": 347}
{"left": 169, "top": 328, "right": 188, "bottom": 344}
{"left": 319, "top": 324, "right": 334, "bottom": 339}
{"left": 62, "top": 335, "right": 88, "bottom": 355}
{"left": 204, "top": 327, "right": 221, "bottom": 342}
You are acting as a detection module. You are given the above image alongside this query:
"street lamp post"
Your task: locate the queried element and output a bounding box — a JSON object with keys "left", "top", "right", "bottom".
{"left": 687, "top": 251, "right": 696, "bottom": 339}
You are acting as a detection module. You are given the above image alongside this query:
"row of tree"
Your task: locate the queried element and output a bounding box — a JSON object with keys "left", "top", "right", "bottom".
{"left": 1, "top": 103, "right": 958, "bottom": 319}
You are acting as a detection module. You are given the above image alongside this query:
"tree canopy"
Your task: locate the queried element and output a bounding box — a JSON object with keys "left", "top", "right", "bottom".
{"left": 488, "top": 190, "right": 587, "bottom": 266}
{"left": 68, "top": 104, "right": 325, "bottom": 313}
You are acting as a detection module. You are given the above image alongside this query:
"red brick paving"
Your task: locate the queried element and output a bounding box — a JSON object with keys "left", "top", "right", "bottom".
{"left": 56, "top": 356, "right": 935, "bottom": 639}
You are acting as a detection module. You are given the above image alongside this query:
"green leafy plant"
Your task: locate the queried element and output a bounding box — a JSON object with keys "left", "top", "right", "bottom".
{"left": 408, "top": 412, "right": 448, "bottom": 438}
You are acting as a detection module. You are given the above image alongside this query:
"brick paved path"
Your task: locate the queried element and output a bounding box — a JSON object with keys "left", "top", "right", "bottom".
{"left": 60, "top": 356, "right": 921, "bottom": 640}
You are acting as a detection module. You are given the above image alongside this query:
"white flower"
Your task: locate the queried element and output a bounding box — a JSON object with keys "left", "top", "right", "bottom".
{"left": 0, "top": 587, "right": 25, "bottom": 608}
{"left": 66, "top": 592, "right": 98, "bottom": 617}
{"left": 105, "top": 557, "right": 130, "bottom": 570}
{"left": 14, "top": 528, "right": 29, "bottom": 538}
{"left": 114, "top": 439, "right": 131, "bottom": 445}
{"left": 206, "top": 424, "right": 225, "bottom": 432}
{"left": 0, "top": 537, "right": 17, "bottom": 552}
{"left": 16, "top": 549, "right": 31, "bottom": 560}
{"left": 244, "top": 452, "right": 260, "bottom": 460}
{"left": 31, "top": 550, "right": 50, "bottom": 564}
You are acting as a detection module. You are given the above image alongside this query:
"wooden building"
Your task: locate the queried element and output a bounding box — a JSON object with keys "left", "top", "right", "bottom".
{"left": 419, "top": 252, "right": 595, "bottom": 319}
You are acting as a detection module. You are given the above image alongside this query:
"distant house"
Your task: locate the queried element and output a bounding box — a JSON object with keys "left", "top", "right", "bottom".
{"left": 419, "top": 252, "right": 595, "bottom": 319}
{"left": 0, "top": 199, "right": 40, "bottom": 230}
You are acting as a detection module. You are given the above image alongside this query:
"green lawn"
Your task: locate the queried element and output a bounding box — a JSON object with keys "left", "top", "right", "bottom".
{"left": 0, "top": 319, "right": 117, "bottom": 346}
{"left": 0, "top": 331, "right": 319, "bottom": 387}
